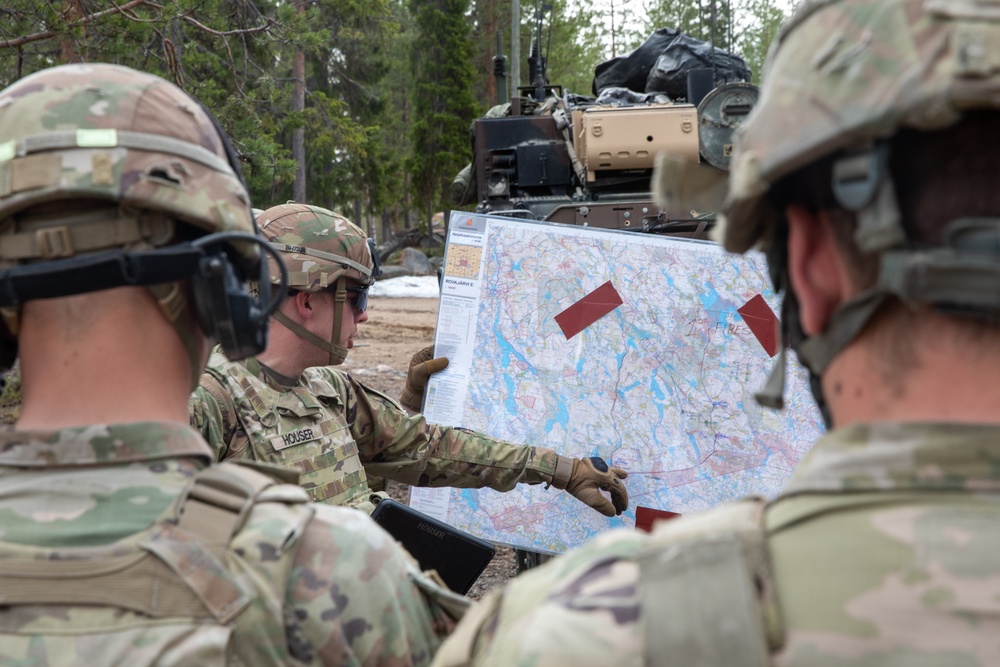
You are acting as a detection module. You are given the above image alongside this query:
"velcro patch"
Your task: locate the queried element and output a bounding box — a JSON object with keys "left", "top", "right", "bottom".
{"left": 91, "top": 151, "right": 114, "bottom": 186}
{"left": 955, "top": 23, "right": 1000, "bottom": 75}
{"left": 10, "top": 155, "right": 61, "bottom": 194}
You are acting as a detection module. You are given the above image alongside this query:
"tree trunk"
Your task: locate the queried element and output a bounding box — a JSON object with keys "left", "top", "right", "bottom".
{"left": 291, "top": 3, "right": 306, "bottom": 203}
{"left": 60, "top": 0, "right": 84, "bottom": 63}
{"left": 484, "top": 0, "right": 497, "bottom": 107}
{"left": 404, "top": 176, "right": 413, "bottom": 230}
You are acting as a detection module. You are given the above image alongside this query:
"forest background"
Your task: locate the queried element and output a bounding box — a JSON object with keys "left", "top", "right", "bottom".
{"left": 0, "top": 0, "right": 788, "bottom": 248}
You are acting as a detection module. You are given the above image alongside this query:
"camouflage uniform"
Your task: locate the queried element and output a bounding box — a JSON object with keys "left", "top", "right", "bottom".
{"left": 190, "top": 352, "right": 562, "bottom": 510}
{"left": 434, "top": 1, "right": 1000, "bottom": 664}
{"left": 0, "top": 64, "right": 464, "bottom": 664}
{"left": 0, "top": 422, "right": 464, "bottom": 665}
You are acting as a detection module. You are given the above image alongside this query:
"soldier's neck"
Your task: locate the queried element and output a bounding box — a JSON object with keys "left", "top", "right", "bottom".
{"left": 256, "top": 321, "right": 314, "bottom": 379}
{"left": 16, "top": 298, "right": 194, "bottom": 430}
{"left": 824, "top": 322, "right": 1000, "bottom": 428}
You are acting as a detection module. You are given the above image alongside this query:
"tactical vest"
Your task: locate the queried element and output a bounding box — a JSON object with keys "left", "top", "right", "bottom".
{"left": 204, "top": 359, "right": 373, "bottom": 508}
{"left": 0, "top": 461, "right": 313, "bottom": 666}
{"left": 638, "top": 498, "right": 782, "bottom": 667}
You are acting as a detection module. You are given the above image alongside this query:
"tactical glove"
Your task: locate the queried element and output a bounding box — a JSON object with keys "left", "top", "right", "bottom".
{"left": 400, "top": 345, "right": 449, "bottom": 412}
{"left": 551, "top": 455, "right": 628, "bottom": 517}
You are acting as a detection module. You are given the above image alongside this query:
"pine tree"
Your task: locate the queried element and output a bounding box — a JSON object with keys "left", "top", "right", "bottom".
{"left": 408, "top": 0, "right": 480, "bottom": 229}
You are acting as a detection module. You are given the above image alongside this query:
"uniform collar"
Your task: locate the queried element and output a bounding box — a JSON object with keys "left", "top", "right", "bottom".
{"left": 0, "top": 422, "right": 214, "bottom": 467}
{"left": 258, "top": 360, "right": 301, "bottom": 389}
{"left": 781, "top": 422, "right": 1000, "bottom": 496}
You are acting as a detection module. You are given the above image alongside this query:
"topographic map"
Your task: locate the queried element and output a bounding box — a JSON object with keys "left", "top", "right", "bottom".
{"left": 417, "top": 212, "right": 824, "bottom": 553}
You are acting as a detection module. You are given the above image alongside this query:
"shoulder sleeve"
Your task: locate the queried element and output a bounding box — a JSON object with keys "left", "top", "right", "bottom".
{"left": 433, "top": 529, "right": 646, "bottom": 667}
{"left": 319, "top": 368, "right": 557, "bottom": 491}
{"left": 189, "top": 373, "right": 237, "bottom": 460}
{"left": 286, "top": 504, "right": 468, "bottom": 666}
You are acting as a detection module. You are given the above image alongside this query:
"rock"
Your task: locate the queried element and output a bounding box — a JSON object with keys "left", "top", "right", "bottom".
{"left": 377, "top": 264, "right": 410, "bottom": 281}
{"left": 399, "top": 248, "right": 433, "bottom": 276}
{"left": 430, "top": 256, "right": 444, "bottom": 269}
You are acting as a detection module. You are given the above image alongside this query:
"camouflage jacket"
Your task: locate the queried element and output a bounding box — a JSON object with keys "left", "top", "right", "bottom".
{"left": 190, "top": 349, "right": 559, "bottom": 509}
{"left": 0, "top": 422, "right": 466, "bottom": 666}
{"left": 433, "top": 422, "right": 1000, "bottom": 666}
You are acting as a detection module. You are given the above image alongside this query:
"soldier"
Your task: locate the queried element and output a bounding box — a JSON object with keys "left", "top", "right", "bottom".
{"left": 190, "top": 202, "right": 629, "bottom": 516}
{"left": 0, "top": 63, "right": 465, "bottom": 664}
{"left": 431, "top": 1, "right": 1000, "bottom": 664}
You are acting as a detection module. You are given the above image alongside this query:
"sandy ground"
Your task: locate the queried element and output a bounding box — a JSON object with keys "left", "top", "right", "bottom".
{"left": 342, "top": 296, "right": 520, "bottom": 599}
{"left": 340, "top": 297, "right": 440, "bottom": 396}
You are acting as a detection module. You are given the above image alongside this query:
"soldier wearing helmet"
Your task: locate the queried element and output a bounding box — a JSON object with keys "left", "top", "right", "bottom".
{"left": 191, "top": 202, "right": 631, "bottom": 517}
{"left": 0, "top": 64, "right": 464, "bottom": 664}
{"left": 431, "top": 1, "right": 1000, "bottom": 664}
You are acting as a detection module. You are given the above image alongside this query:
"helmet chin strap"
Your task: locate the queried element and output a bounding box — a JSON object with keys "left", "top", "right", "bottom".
{"left": 329, "top": 276, "right": 348, "bottom": 365}
{"left": 271, "top": 276, "right": 350, "bottom": 366}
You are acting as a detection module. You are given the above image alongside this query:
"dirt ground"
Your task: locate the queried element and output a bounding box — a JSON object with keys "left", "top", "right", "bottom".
{"left": 342, "top": 296, "right": 520, "bottom": 600}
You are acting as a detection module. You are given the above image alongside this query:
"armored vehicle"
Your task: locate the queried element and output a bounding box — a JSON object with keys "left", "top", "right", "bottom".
{"left": 456, "top": 20, "right": 759, "bottom": 237}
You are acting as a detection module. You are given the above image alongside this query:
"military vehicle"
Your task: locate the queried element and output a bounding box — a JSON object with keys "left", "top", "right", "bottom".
{"left": 454, "top": 6, "right": 758, "bottom": 237}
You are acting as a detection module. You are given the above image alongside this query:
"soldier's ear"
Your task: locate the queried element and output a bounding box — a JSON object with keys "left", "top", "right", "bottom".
{"left": 786, "top": 205, "right": 854, "bottom": 336}
{"left": 293, "top": 291, "right": 315, "bottom": 320}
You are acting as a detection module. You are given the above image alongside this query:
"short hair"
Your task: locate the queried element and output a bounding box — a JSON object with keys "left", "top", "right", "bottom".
{"left": 771, "top": 110, "right": 1000, "bottom": 275}
{"left": 767, "top": 110, "right": 1000, "bottom": 378}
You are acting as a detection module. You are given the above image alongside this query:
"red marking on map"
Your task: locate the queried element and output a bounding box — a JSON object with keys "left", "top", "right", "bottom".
{"left": 554, "top": 280, "right": 623, "bottom": 340}
{"left": 737, "top": 294, "right": 779, "bottom": 357}
{"left": 635, "top": 506, "right": 681, "bottom": 533}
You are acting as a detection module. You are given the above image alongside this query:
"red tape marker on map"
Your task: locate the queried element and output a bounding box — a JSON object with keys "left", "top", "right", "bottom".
{"left": 737, "top": 294, "right": 779, "bottom": 357}
{"left": 554, "top": 280, "right": 623, "bottom": 340}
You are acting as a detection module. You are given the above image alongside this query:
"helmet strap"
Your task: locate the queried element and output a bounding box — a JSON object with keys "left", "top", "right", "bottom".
{"left": 271, "top": 276, "right": 350, "bottom": 366}
{"left": 330, "top": 276, "right": 348, "bottom": 365}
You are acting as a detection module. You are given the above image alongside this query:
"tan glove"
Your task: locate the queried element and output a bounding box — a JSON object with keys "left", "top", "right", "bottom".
{"left": 551, "top": 455, "right": 629, "bottom": 517}
{"left": 399, "top": 345, "right": 449, "bottom": 412}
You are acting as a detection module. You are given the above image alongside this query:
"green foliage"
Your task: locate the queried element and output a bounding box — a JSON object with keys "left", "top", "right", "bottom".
{"left": 408, "top": 0, "right": 479, "bottom": 223}
{"left": 731, "top": 0, "right": 786, "bottom": 85}
{"left": 0, "top": 0, "right": 788, "bottom": 243}
{"left": 0, "top": 0, "right": 395, "bottom": 216}
{"left": 544, "top": 0, "right": 606, "bottom": 97}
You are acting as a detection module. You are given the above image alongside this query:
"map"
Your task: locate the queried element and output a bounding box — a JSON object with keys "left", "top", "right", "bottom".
{"left": 416, "top": 212, "right": 824, "bottom": 554}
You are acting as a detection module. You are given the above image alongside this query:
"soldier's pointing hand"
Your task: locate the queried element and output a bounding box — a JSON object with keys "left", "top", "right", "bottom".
{"left": 551, "top": 455, "right": 629, "bottom": 517}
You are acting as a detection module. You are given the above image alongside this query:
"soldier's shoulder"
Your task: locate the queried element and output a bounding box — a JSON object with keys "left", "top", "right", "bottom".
{"left": 300, "top": 364, "right": 349, "bottom": 390}
{"left": 445, "top": 527, "right": 647, "bottom": 666}
{"left": 447, "top": 502, "right": 772, "bottom": 665}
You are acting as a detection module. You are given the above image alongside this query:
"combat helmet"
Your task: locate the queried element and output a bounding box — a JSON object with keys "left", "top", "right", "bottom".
{"left": 0, "top": 63, "right": 285, "bottom": 383}
{"left": 711, "top": 0, "right": 1000, "bottom": 414}
{"left": 257, "top": 202, "right": 381, "bottom": 365}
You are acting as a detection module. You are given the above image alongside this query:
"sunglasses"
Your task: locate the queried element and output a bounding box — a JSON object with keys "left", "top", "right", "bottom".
{"left": 344, "top": 286, "right": 369, "bottom": 312}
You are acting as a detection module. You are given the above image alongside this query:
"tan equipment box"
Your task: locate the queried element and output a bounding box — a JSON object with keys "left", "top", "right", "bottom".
{"left": 573, "top": 104, "right": 700, "bottom": 182}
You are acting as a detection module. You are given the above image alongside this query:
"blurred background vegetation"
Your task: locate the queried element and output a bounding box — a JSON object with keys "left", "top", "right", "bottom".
{"left": 0, "top": 0, "right": 788, "bottom": 249}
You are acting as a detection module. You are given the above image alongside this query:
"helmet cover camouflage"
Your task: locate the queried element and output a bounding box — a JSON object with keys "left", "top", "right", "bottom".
{"left": 722, "top": 0, "right": 1000, "bottom": 253}
{"left": 0, "top": 64, "right": 267, "bottom": 381}
{"left": 258, "top": 203, "right": 374, "bottom": 290}
{"left": 0, "top": 63, "right": 255, "bottom": 258}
